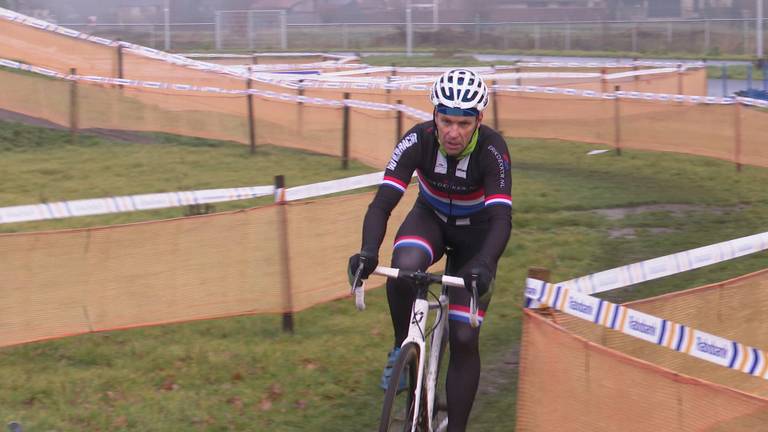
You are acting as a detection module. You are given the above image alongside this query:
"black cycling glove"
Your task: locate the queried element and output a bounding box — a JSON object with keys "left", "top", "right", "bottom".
{"left": 347, "top": 250, "right": 379, "bottom": 287}
{"left": 459, "top": 261, "right": 494, "bottom": 298}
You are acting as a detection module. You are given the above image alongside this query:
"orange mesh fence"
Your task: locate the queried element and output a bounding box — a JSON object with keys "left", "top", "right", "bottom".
{"left": 0, "top": 188, "right": 418, "bottom": 348}
{"left": 516, "top": 309, "right": 768, "bottom": 432}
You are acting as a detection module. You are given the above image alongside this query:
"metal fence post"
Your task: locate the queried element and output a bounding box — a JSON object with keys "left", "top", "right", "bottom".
{"left": 274, "top": 175, "right": 294, "bottom": 334}
{"left": 280, "top": 10, "right": 288, "bottom": 50}
{"left": 69, "top": 68, "right": 79, "bottom": 145}
{"left": 534, "top": 23, "right": 540, "bottom": 50}
{"left": 758, "top": 0, "right": 765, "bottom": 59}
{"left": 704, "top": 19, "right": 711, "bottom": 54}
{"left": 492, "top": 78, "right": 500, "bottom": 132}
{"left": 163, "top": 0, "right": 171, "bottom": 51}
{"left": 614, "top": 85, "right": 621, "bottom": 156}
{"left": 744, "top": 19, "right": 750, "bottom": 55}
{"left": 247, "top": 76, "right": 257, "bottom": 154}
{"left": 215, "top": 11, "right": 222, "bottom": 51}
{"left": 722, "top": 63, "right": 728, "bottom": 96}
{"left": 247, "top": 10, "right": 254, "bottom": 51}
{"left": 406, "top": 7, "right": 413, "bottom": 57}
{"left": 396, "top": 99, "right": 403, "bottom": 142}
{"left": 565, "top": 21, "right": 571, "bottom": 51}
{"left": 632, "top": 23, "right": 638, "bottom": 52}
{"left": 734, "top": 101, "right": 742, "bottom": 171}
{"left": 342, "top": 92, "right": 350, "bottom": 169}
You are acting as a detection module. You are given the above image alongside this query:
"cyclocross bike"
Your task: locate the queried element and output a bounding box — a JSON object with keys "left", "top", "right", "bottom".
{"left": 351, "top": 259, "right": 480, "bottom": 432}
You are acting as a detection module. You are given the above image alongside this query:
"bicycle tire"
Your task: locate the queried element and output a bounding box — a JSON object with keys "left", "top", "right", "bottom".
{"left": 379, "top": 342, "right": 421, "bottom": 432}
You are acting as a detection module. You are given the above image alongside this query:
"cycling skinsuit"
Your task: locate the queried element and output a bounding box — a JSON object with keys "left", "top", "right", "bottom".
{"left": 360, "top": 120, "right": 512, "bottom": 289}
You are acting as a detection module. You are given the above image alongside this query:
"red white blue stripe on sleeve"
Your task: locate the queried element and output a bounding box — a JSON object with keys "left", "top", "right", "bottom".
{"left": 449, "top": 304, "right": 486, "bottom": 325}
{"left": 484, "top": 194, "right": 512, "bottom": 207}
{"left": 393, "top": 236, "right": 435, "bottom": 264}
{"left": 381, "top": 176, "right": 408, "bottom": 193}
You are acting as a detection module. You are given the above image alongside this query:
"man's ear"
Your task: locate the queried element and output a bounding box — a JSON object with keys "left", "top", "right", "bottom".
{"left": 477, "top": 112, "right": 484, "bottom": 124}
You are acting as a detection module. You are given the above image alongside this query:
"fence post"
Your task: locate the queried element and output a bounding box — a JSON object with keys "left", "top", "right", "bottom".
{"left": 342, "top": 92, "right": 350, "bottom": 169}
{"left": 600, "top": 67, "right": 607, "bottom": 93}
{"left": 116, "top": 41, "right": 125, "bottom": 90}
{"left": 396, "top": 99, "right": 403, "bottom": 142}
{"left": 69, "top": 67, "right": 79, "bottom": 145}
{"left": 247, "top": 76, "right": 257, "bottom": 154}
{"left": 406, "top": 7, "right": 413, "bottom": 57}
{"left": 564, "top": 21, "right": 571, "bottom": 51}
{"left": 523, "top": 267, "right": 551, "bottom": 309}
{"left": 247, "top": 10, "right": 254, "bottom": 51}
{"left": 274, "top": 175, "right": 294, "bottom": 333}
{"left": 163, "top": 0, "right": 170, "bottom": 51}
{"left": 297, "top": 80, "right": 304, "bottom": 137}
{"left": 492, "top": 78, "right": 500, "bottom": 132}
{"left": 280, "top": 10, "right": 288, "bottom": 50}
{"left": 215, "top": 11, "right": 222, "bottom": 51}
{"left": 722, "top": 63, "right": 728, "bottom": 96}
{"left": 734, "top": 100, "right": 742, "bottom": 172}
{"left": 632, "top": 23, "right": 638, "bottom": 52}
{"left": 704, "top": 19, "right": 711, "bottom": 54}
{"left": 614, "top": 85, "right": 622, "bottom": 156}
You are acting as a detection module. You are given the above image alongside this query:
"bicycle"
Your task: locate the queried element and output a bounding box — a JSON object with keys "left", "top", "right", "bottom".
{"left": 351, "top": 260, "right": 480, "bottom": 432}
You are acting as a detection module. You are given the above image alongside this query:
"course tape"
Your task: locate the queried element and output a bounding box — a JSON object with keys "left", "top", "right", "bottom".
{"left": 3, "top": 56, "right": 751, "bottom": 109}
{"left": 0, "top": 170, "right": 410, "bottom": 224}
{"left": 0, "top": 186, "right": 275, "bottom": 224}
{"left": 525, "top": 277, "right": 768, "bottom": 380}
{"left": 556, "top": 231, "right": 768, "bottom": 296}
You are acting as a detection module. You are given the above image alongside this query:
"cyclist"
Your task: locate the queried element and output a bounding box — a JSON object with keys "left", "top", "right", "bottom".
{"left": 348, "top": 68, "right": 512, "bottom": 431}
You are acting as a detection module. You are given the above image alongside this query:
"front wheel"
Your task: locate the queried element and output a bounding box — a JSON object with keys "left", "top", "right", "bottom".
{"left": 379, "top": 343, "right": 420, "bottom": 432}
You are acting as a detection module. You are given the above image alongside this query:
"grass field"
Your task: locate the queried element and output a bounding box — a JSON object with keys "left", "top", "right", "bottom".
{"left": 2, "top": 118, "right": 768, "bottom": 430}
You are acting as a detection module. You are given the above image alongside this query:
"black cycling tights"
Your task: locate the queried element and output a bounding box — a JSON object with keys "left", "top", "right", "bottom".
{"left": 387, "top": 246, "right": 482, "bottom": 432}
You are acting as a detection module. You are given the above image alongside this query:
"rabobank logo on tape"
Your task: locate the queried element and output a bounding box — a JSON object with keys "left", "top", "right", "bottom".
{"left": 689, "top": 331, "right": 733, "bottom": 367}
{"left": 564, "top": 291, "right": 600, "bottom": 321}
{"left": 622, "top": 309, "right": 663, "bottom": 344}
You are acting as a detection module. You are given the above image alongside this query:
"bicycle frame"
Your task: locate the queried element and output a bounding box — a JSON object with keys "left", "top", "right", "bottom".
{"left": 401, "top": 285, "right": 445, "bottom": 432}
{"left": 352, "top": 265, "right": 478, "bottom": 432}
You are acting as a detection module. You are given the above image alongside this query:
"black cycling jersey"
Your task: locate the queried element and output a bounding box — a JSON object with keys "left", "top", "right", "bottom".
{"left": 360, "top": 120, "right": 512, "bottom": 268}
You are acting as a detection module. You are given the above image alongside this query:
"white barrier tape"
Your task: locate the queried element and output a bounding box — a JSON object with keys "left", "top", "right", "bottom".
{"left": 0, "top": 57, "right": 433, "bottom": 119}
{"left": 0, "top": 186, "right": 275, "bottom": 225}
{"left": 525, "top": 277, "right": 768, "bottom": 380}
{"left": 557, "top": 231, "right": 768, "bottom": 296}
{"left": 284, "top": 172, "right": 384, "bottom": 202}
{"left": 507, "top": 61, "right": 706, "bottom": 69}
{"left": 0, "top": 56, "right": 740, "bottom": 108}
{"left": 495, "top": 83, "right": 737, "bottom": 104}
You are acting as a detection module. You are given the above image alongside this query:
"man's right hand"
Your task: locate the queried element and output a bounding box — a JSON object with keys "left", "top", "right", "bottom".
{"left": 347, "top": 251, "right": 379, "bottom": 287}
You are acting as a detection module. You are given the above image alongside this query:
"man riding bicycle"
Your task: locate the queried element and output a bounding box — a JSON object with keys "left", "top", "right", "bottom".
{"left": 348, "top": 68, "right": 512, "bottom": 432}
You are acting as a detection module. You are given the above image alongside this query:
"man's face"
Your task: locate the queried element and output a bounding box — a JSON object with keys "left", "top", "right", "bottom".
{"left": 435, "top": 111, "right": 482, "bottom": 156}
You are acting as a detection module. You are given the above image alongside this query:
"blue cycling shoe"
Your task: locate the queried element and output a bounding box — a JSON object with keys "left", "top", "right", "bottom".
{"left": 379, "top": 347, "right": 408, "bottom": 392}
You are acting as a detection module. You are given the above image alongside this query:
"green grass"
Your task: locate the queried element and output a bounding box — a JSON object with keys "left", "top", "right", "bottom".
{"left": 3, "top": 119, "right": 768, "bottom": 430}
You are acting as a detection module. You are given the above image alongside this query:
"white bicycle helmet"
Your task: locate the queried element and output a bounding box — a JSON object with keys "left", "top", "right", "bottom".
{"left": 430, "top": 68, "right": 489, "bottom": 114}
